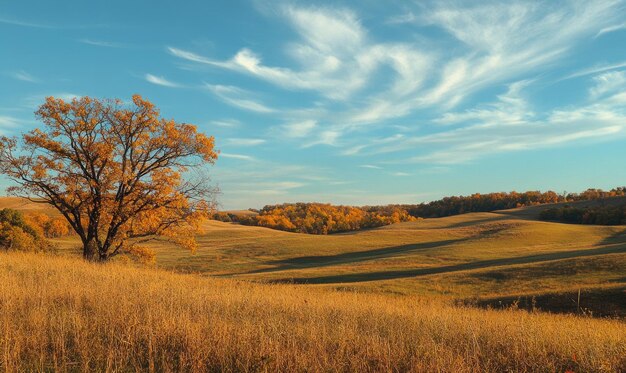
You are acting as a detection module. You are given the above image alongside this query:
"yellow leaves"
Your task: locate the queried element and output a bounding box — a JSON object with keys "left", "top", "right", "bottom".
{"left": 238, "top": 203, "right": 415, "bottom": 234}
{"left": 32, "top": 164, "right": 47, "bottom": 179}
{"left": 124, "top": 245, "right": 156, "bottom": 265}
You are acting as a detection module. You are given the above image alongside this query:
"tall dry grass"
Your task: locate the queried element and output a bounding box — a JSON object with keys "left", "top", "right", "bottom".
{"left": 1, "top": 252, "right": 625, "bottom": 372}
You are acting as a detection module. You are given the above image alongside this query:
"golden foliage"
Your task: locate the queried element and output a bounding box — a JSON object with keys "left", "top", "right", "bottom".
{"left": 0, "top": 95, "right": 218, "bottom": 261}
{"left": 23, "top": 212, "right": 72, "bottom": 238}
{"left": 0, "top": 209, "right": 48, "bottom": 252}
{"left": 229, "top": 203, "right": 416, "bottom": 234}
{"left": 1, "top": 252, "right": 625, "bottom": 372}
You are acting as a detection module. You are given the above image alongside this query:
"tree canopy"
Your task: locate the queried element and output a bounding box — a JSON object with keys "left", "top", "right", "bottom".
{"left": 0, "top": 95, "right": 218, "bottom": 261}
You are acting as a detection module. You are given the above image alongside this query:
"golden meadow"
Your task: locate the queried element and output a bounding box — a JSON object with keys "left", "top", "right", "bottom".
{"left": 1, "top": 252, "right": 625, "bottom": 372}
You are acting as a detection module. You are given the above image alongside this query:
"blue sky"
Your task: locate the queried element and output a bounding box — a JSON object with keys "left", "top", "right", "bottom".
{"left": 2, "top": 0, "right": 626, "bottom": 209}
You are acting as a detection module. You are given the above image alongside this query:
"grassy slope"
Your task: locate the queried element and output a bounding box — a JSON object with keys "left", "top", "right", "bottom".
{"left": 1, "top": 252, "right": 625, "bottom": 372}
{"left": 3, "top": 197, "right": 625, "bottom": 316}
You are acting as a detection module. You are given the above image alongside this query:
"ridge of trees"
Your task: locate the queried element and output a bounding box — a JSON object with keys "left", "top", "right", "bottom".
{"left": 540, "top": 205, "right": 626, "bottom": 225}
{"left": 212, "top": 203, "right": 417, "bottom": 234}
{"left": 401, "top": 187, "right": 626, "bottom": 218}
{"left": 212, "top": 187, "right": 626, "bottom": 234}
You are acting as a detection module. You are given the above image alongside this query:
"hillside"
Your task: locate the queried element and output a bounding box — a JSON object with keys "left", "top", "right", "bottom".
{"left": 495, "top": 196, "right": 626, "bottom": 220}
{"left": 2, "top": 197, "right": 625, "bottom": 316}
{"left": 1, "top": 252, "right": 625, "bottom": 372}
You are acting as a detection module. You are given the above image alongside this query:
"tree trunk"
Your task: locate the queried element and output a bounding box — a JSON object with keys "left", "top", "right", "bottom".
{"left": 83, "top": 239, "right": 98, "bottom": 261}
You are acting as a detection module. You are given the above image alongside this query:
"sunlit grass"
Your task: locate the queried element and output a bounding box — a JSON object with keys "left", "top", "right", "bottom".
{"left": 1, "top": 252, "right": 625, "bottom": 372}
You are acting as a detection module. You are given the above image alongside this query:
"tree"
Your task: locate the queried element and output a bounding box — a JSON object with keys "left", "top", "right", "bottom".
{"left": 0, "top": 95, "right": 218, "bottom": 261}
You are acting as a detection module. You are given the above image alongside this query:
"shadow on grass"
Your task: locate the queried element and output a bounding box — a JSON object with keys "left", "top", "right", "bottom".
{"left": 270, "top": 244, "right": 626, "bottom": 284}
{"left": 244, "top": 238, "right": 467, "bottom": 275}
{"left": 469, "top": 285, "right": 626, "bottom": 318}
{"left": 600, "top": 227, "right": 626, "bottom": 245}
{"left": 441, "top": 215, "right": 510, "bottom": 229}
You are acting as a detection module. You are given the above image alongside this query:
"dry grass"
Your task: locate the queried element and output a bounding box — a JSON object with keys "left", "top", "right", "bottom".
{"left": 2, "top": 197, "right": 625, "bottom": 316}
{"left": 1, "top": 252, "right": 625, "bottom": 372}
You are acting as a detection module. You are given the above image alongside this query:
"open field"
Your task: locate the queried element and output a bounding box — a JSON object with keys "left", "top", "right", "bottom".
{"left": 1, "top": 252, "right": 625, "bottom": 372}
{"left": 3, "top": 197, "right": 626, "bottom": 316}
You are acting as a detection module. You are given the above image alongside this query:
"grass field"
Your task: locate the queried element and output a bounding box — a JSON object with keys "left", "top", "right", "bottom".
{"left": 1, "top": 252, "right": 625, "bottom": 372}
{"left": 3, "top": 197, "right": 625, "bottom": 317}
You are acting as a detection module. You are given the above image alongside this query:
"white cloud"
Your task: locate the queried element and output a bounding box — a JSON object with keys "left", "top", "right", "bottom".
{"left": 0, "top": 116, "right": 21, "bottom": 128}
{"left": 435, "top": 80, "right": 534, "bottom": 127}
{"left": 303, "top": 130, "right": 340, "bottom": 148}
{"left": 169, "top": 5, "right": 432, "bottom": 104}
{"left": 22, "top": 93, "right": 82, "bottom": 109}
{"left": 359, "top": 164, "right": 382, "bottom": 169}
{"left": 595, "top": 22, "right": 626, "bottom": 38}
{"left": 417, "top": 1, "right": 621, "bottom": 106}
{"left": 281, "top": 120, "right": 316, "bottom": 138}
{"left": 225, "top": 138, "right": 266, "bottom": 146}
{"left": 219, "top": 153, "right": 256, "bottom": 161}
{"left": 204, "top": 84, "right": 275, "bottom": 113}
{"left": 210, "top": 119, "right": 240, "bottom": 127}
{"left": 589, "top": 70, "right": 626, "bottom": 99}
{"left": 10, "top": 70, "right": 38, "bottom": 83}
{"left": 167, "top": 1, "right": 626, "bottom": 166}
{"left": 377, "top": 85, "right": 626, "bottom": 164}
{"left": 0, "top": 16, "right": 52, "bottom": 28}
{"left": 342, "top": 145, "right": 367, "bottom": 156}
{"left": 391, "top": 172, "right": 411, "bottom": 177}
{"left": 79, "top": 39, "right": 125, "bottom": 48}
{"left": 145, "top": 74, "right": 180, "bottom": 88}
{"left": 564, "top": 60, "right": 626, "bottom": 80}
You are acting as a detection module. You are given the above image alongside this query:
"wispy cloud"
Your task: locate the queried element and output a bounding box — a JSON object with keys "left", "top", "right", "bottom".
{"left": 0, "top": 116, "right": 21, "bottom": 128}
{"left": 375, "top": 78, "right": 626, "bottom": 164}
{"left": 9, "top": 70, "right": 38, "bottom": 83}
{"left": 359, "top": 164, "right": 382, "bottom": 169}
{"left": 595, "top": 22, "right": 626, "bottom": 38}
{"left": 0, "top": 16, "right": 110, "bottom": 29}
{"left": 303, "top": 130, "right": 341, "bottom": 148}
{"left": 0, "top": 115, "right": 35, "bottom": 135}
{"left": 23, "top": 93, "right": 82, "bottom": 109}
{"left": 0, "top": 16, "right": 53, "bottom": 28}
{"left": 210, "top": 119, "right": 240, "bottom": 128}
{"left": 144, "top": 74, "right": 181, "bottom": 88}
{"left": 164, "top": 1, "right": 626, "bottom": 178}
{"left": 565, "top": 60, "right": 626, "bottom": 80}
{"left": 79, "top": 39, "right": 125, "bottom": 48}
{"left": 225, "top": 138, "right": 266, "bottom": 146}
{"left": 204, "top": 84, "right": 275, "bottom": 113}
{"left": 280, "top": 120, "right": 316, "bottom": 138}
{"left": 169, "top": 5, "right": 433, "bottom": 104}
{"left": 219, "top": 153, "right": 257, "bottom": 161}
{"left": 169, "top": 0, "right": 625, "bottom": 151}
{"left": 589, "top": 70, "right": 626, "bottom": 99}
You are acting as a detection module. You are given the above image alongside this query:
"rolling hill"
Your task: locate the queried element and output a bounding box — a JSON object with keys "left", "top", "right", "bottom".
{"left": 2, "top": 197, "right": 625, "bottom": 316}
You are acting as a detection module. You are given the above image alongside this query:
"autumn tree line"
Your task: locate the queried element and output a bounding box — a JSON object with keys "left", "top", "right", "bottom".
{"left": 213, "top": 188, "right": 626, "bottom": 234}
{"left": 540, "top": 205, "right": 626, "bottom": 225}
{"left": 212, "top": 203, "right": 417, "bottom": 234}
{"left": 400, "top": 187, "right": 626, "bottom": 218}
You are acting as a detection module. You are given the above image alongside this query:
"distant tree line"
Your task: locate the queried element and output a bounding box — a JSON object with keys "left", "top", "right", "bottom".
{"left": 211, "top": 203, "right": 416, "bottom": 234}
{"left": 400, "top": 188, "right": 626, "bottom": 218}
{"left": 211, "top": 187, "right": 626, "bottom": 234}
{"left": 540, "top": 205, "right": 626, "bottom": 225}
